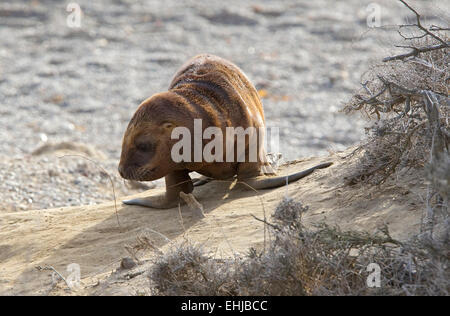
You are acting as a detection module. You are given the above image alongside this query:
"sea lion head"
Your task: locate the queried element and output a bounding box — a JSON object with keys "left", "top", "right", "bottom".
{"left": 118, "top": 92, "right": 188, "bottom": 181}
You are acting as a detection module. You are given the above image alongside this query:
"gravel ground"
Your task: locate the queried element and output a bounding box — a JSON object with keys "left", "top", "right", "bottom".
{"left": 0, "top": 0, "right": 447, "bottom": 211}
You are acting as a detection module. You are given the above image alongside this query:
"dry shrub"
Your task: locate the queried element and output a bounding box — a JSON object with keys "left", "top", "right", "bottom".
{"left": 343, "top": 37, "right": 449, "bottom": 185}
{"left": 149, "top": 197, "right": 448, "bottom": 296}
{"left": 239, "top": 198, "right": 447, "bottom": 296}
{"left": 342, "top": 3, "right": 449, "bottom": 269}
{"left": 342, "top": 0, "right": 448, "bottom": 187}
{"left": 338, "top": 3, "right": 449, "bottom": 295}
{"left": 150, "top": 242, "right": 237, "bottom": 295}
{"left": 271, "top": 197, "right": 307, "bottom": 227}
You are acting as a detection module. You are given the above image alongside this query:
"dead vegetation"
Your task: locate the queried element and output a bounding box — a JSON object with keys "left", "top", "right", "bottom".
{"left": 342, "top": 0, "right": 448, "bottom": 185}
{"left": 342, "top": 1, "right": 449, "bottom": 288}
{"left": 342, "top": 39, "right": 449, "bottom": 185}
{"left": 147, "top": 1, "right": 449, "bottom": 296}
{"left": 149, "top": 196, "right": 448, "bottom": 296}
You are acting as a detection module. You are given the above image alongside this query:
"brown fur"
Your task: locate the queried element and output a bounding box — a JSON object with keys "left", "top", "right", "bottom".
{"left": 119, "top": 54, "right": 331, "bottom": 209}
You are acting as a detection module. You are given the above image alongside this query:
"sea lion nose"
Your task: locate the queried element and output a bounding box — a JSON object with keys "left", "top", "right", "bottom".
{"left": 118, "top": 163, "right": 141, "bottom": 179}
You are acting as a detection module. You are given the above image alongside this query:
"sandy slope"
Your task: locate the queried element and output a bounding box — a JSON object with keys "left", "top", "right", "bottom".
{"left": 0, "top": 148, "right": 425, "bottom": 295}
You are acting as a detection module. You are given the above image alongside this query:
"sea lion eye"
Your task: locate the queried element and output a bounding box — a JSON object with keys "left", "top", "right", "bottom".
{"left": 136, "top": 142, "right": 153, "bottom": 152}
{"left": 162, "top": 122, "right": 174, "bottom": 129}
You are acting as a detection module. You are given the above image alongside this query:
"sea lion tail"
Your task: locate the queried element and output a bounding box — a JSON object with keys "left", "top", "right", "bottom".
{"left": 243, "top": 162, "right": 333, "bottom": 190}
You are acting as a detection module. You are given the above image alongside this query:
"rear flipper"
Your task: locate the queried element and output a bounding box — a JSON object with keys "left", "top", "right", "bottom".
{"left": 243, "top": 162, "right": 333, "bottom": 190}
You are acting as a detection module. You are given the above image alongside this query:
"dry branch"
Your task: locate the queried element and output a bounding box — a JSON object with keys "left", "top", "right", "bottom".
{"left": 383, "top": 42, "right": 449, "bottom": 62}
{"left": 382, "top": 0, "right": 448, "bottom": 62}
{"left": 398, "top": 0, "right": 448, "bottom": 46}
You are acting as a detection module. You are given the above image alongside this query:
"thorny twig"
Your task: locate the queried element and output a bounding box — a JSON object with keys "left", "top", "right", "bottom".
{"left": 382, "top": 0, "right": 448, "bottom": 62}
{"left": 383, "top": 42, "right": 449, "bottom": 62}
{"left": 398, "top": 0, "right": 448, "bottom": 46}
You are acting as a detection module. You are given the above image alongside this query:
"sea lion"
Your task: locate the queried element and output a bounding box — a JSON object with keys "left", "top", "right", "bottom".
{"left": 118, "top": 54, "right": 332, "bottom": 209}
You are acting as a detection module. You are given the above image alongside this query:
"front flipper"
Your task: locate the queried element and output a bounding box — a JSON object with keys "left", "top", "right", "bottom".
{"left": 123, "top": 195, "right": 181, "bottom": 209}
{"left": 122, "top": 170, "right": 193, "bottom": 209}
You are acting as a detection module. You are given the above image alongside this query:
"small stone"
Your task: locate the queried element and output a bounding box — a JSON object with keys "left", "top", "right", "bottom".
{"left": 120, "top": 257, "right": 137, "bottom": 270}
{"left": 39, "top": 133, "right": 48, "bottom": 142}
{"left": 48, "top": 169, "right": 59, "bottom": 177}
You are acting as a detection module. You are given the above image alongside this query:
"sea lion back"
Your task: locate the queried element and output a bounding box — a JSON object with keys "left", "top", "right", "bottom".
{"left": 168, "top": 54, "right": 264, "bottom": 130}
